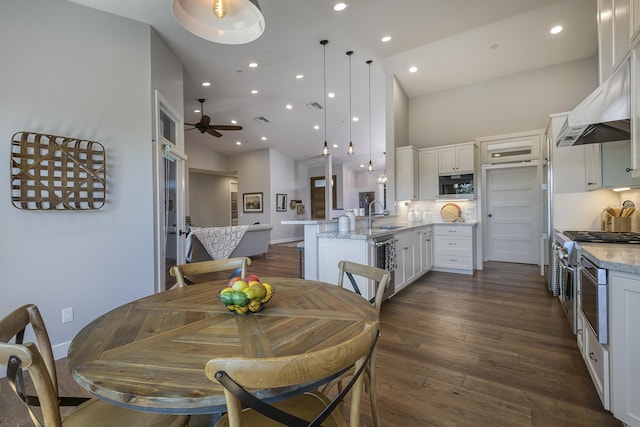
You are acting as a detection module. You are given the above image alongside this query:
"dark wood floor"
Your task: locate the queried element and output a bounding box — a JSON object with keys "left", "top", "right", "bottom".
{"left": 0, "top": 243, "right": 622, "bottom": 426}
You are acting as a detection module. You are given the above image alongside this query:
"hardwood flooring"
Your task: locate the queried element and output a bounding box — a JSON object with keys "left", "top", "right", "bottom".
{"left": 0, "top": 244, "right": 622, "bottom": 426}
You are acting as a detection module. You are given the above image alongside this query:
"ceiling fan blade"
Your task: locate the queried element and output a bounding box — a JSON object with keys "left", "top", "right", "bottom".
{"left": 185, "top": 123, "right": 198, "bottom": 127}
{"left": 206, "top": 128, "right": 223, "bottom": 138}
{"left": 210, "top": 125, "right": 243, "bottom": 131}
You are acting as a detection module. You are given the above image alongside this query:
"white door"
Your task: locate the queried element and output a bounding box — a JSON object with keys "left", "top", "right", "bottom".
{"left": 485, "top": 164, "right": 540, "bottom": 264}
{"left": 154, "top": 91, "right": 187, "bottom": 292}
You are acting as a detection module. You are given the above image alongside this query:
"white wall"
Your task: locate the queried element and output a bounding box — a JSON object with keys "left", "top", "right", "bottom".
{"left": 1, "top": 0, "right": 162, "bottom": 357}
{"left": 409, "top": 56, "right": 598, "bottom": 148}
{"left": 269, "top": 149, "right": 301, "bottom": 242}
{"left": 188, "top": 172, "right": 234, "bottom": 226}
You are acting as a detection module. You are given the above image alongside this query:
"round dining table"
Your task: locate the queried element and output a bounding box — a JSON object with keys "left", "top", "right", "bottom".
{"left": 67, "top": 277, "right": 377, "bottom": 415}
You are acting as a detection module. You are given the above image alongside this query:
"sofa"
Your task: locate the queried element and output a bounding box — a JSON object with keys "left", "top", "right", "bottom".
{"left": 186, "top": 224, "right": 273, "bottom": 263}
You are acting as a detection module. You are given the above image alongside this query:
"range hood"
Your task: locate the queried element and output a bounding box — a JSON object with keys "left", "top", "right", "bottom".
{"left": 557, "top": 60, "right": 630, "bottom": 147}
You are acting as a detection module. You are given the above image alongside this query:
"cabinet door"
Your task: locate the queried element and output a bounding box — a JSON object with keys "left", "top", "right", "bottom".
{"left": 438, "top": 146, "right": 457, "bottom": 174}
{"left": 396, "top": 147, "right": 418, "bottom": 200}
{"left": 418, "top": 149, "right": 438, "bottom": 200}
{"left": 456, "top": 144, "right": 475, "bottom": 174}
{"left": 614, "top": 0, "right": 631, "bottom": 70}
{"left": 585, "top": 143, "right": 603, "bottom": 190}
{"left": 420, "top": 230, "right": 433, "bottom": 272}
{"left": 633, "top": 46, "right": 640, "bottom": 177}
{"left": 602, "top": 140, "right": 640, "bottom": 187}
{"left": 633, "top": 0, "right": 640, "bottom": 44}
{"left": 609, "top": 270, "right": 640, "bottom": 424}
{"left": 395, "top": 231, "right": 416, "bottom": 291}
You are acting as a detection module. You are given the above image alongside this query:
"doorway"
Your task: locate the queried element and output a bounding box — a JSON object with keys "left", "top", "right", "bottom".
{"left": 310, "top": 175, "right": 336, "bottom": 219}
{"left": 484, "top": 163, "right": 540, "bottom": 264}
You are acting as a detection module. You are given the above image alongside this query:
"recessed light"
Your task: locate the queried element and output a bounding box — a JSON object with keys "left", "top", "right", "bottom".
{"left": 409, "top": 66, "right": 418, "bottom": 73}
{"left": 236, "top": 141, "right": 242, "bottom": 145}
{"left": 286, "top": 104, "right": 293, "bottom": 110}
{"left": 332, "top": 144, "right": 338, "bottom": 148}
{"left": 550, "top": 25, "right": 563, "bottom": 35}
{"left": 202, "top": 82, "right": 211, "bottom": 87}
{"left": 251, "top": 89, "right": 259, "bottom": 94}
{"left": 359, "top": 164, "right": 365, "bottom": 168}
{"left": 261, "top": 136, "right": 267, "bottom": 141}
{"left": 248, "top": 62, "right": 258, "bottom": 68}
{"left": 352, "top": 116, "right": 359, "bottom": 122}
{"left": 296, "top": 74, "right": 304, "bottom": 79}
{"left": 194, "top": 109, "right": 201, "bottom": 113}
{"left": 333, "top": 2, "right": 348, "bottom": 12}
{"left": 231, "top": 119, "right": 237, "bottom": 124}
{"left": 314, "top": 125, "right": 320, "bottom": 130}
{"left": 381, "top": 35, "right": 392, "bottom": 43}
{"left": 328, "top": 92, "right": 335, "bottom": 98}
{"left": 490, "top": 44, "right": 499, "bottom": 50}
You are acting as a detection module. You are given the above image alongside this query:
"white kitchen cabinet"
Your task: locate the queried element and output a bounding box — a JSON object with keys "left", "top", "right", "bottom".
{"left": 633, "top": 45, "right": 640, "bottom": 177}
{"left": 599, "top": 0, "right": 631, "bottom": 82}
{"left": 633, "top": 0, "right": 640, "bottom": 45}
{"left": 418, "top": 148, "right": 438, "bottom": 200}
{"left": 395, "top": 146, "right": 419, "bottom": 201}
{"left": 395, "top": 230, "right": 417, "bottom": 293}
{"left": 577, "top": 311, "right": 586, "bottom": 356}
{"left": 602, "top": 139, "right": 640, "bottom": 187}
{"left": 583, "top": 320, "right": 611, "bottom": 410}
{"left": 438, "top": 142, "right": 475, "bottom": 175}
{"left": 418, "top": 226, "right": 433, "bottom": 273}
{"left": 585, "top": 143, "right": 603, "bottom": 190}
{"left": 317, "top": 237, "right": 373, "bottom": 300}
{"left": 609, "top": 270, "right": 640, "bottom": 426}
{"left": 433, "top": 225, "right": 474, "bottom": 274}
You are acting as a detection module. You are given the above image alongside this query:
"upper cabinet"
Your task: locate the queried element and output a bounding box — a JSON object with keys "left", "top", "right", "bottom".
{"left": 632, "top": 0, "right": 640, "bottom": 44}
{"left": 395, "top": 146, "right": 419, "bottom": 201}
{"left": 585, "top": 144, "right": 603, "bottom": 190}
{"left": 599, "top": 0, "right": 631, "bottom": 82}
{"left": 418, "top": 148, "right": 438, "bottom": 200}
{"left": 438, "top": 142, "right": 475, "bottom": 175}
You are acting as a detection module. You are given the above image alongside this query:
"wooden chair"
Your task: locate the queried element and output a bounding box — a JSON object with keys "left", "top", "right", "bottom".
{"left": 0, "top": 304, "right": 189, "bottom": 427}
{"left": 205, "top": 321, "right": 380, "bottom": 427}
{"left": 169, "top": 257, "right": 252, "bottom": 288}
{"left": 333, "top": 260, "right": 391, "bottom": 427}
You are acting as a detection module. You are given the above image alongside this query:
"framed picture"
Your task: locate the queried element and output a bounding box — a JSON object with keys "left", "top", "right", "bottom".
{"left": 243, "top": 192, "right": 263, "bottom": 213}
{"left": 276, "top": 193, "right": 287, "bottom": 212}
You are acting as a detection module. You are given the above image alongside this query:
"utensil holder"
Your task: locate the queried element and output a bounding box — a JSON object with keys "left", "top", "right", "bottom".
{"left": 611, "top": 216, "right": 631, "bottom": 232}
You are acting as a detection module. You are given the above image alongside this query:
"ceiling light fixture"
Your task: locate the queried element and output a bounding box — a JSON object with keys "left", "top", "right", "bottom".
{"left": 333, "top": 2, "right": 348, "bottom": 12}
{"left": 366, "top": 59, "right": 374, "bottom": 173}
{"left": 321, "top": 40, "right": 330, "bottom": 157}
{"left": 346, "top": 50, "right": 355, "bottom": 157}
{"left": 381, "top": 35, "right": 392, "bottom": 43}
{"left": 550, "top": 25, "right": 563, "bottom": 34}
{"left": 409, "top": 66, "right": 418, "bottom": 73}
{"left": 202, "top": 82, "right": 211, "bottom": 87}
{"left": 172, "top": 0, "right": 265, "bottom": 45}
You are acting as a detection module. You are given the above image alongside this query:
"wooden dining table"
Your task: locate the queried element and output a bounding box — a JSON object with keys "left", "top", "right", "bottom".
{"left": 67, "top": 277, "right": 377, "bottom": 415}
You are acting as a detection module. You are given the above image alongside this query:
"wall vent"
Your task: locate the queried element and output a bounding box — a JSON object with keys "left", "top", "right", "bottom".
{"left": 306, "top": 102, "right": 323, "bottom": 112}
{"left": 253, "top": 116, "right": 270, "bottom": 124}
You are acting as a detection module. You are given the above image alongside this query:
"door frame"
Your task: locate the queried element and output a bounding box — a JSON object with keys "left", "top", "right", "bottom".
{"left": 480, "top": 160, "right": 542, "bottom": 264}
{"left": 153, "top": 90, "right": 187, "bottom": 293}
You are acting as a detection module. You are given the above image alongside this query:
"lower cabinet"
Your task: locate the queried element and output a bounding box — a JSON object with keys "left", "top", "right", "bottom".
{"left": 583, "top": 320, "right": 610, "bottom": 411}
{"left": 433, "top": 224, "right": 475, "bottom": 274}
{"left": 609, "top": 270, "right": 640, "bottom": 426}
{"left": 418, "top": 227, "right": 433, "bottom": 273}
{"left": 395, "top": 230, "right": 417, "bottom": 293}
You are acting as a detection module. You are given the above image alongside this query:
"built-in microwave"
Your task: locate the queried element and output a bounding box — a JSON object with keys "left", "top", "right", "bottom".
{"left": 438, "top": 173, "right": 474, "bottom": 198}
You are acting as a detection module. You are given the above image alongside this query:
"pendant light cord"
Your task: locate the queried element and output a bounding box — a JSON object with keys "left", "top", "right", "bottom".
{"left": 347, "top": 51, "right": 353, "bottom": 153}
{"left": 321, "top": 40, "right": 329, "bottom": 157}
{"left": 367, "top": 59, "right": 374, "bottom": 172}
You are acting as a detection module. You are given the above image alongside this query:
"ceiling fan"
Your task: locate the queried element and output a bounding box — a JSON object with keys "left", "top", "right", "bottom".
{"left": 185, "top": 99, "right": 242, "bottom": 137}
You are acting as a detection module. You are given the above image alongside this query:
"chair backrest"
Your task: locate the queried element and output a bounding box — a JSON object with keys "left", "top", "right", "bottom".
{"left": 169, "top": 257, "right": 252, "bottom": 288}
{"left": 337, "top": 260, "right": 391, "bottom": 315}
{"left": 0, "top": 304, "right": 64, "bottom": 427}
{"left": 205, "top": 321, "right": 380, "bottom": 427}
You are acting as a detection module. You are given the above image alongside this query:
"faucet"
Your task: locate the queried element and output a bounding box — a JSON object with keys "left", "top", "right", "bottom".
{"left": 368, "top": 199, "right": 384, "bottom": 229}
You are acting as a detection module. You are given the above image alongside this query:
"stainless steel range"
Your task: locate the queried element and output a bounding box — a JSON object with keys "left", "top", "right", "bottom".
{"left": 552, "top": 229, "right": 640, "bottom": 335}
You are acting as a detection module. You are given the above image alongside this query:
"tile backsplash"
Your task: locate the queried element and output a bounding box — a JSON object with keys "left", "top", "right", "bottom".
{"left": 398, "top": 199, "right": 478, "bottom": 222}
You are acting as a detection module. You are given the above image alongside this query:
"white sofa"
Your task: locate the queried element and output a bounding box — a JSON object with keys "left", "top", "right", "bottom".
{"left": 187, "top": 224, "right": 272, "bottom": 262}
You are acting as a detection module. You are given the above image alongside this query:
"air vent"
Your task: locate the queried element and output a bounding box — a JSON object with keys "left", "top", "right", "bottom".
{"left": 253, "top": 116, "right": 270, "bottom": 124}
{"left": 306, "top": 102, "right": 324, "bottom": 112}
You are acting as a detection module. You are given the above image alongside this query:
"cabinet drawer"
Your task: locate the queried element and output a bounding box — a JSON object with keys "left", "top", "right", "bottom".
{"left": 434, "top": 253, "right": 473, "bottom": 269}
{"left": 434, "top": 236, "right": 472, "bottom": 253}
{"left": 584, "top": 323, "right": 610, "bottom": 409}
{"left": 434, "top": 225, "right": 472, "bottom": 237}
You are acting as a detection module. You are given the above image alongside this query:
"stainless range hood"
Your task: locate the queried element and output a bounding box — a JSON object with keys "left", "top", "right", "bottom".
{"left": 557, "top": 60, "right": 630, "bottom": 147}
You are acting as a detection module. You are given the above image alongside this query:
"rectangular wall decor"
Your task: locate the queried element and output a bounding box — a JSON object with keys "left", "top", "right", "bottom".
{"left": 10, "top": 131, "right": 106, "bottom": 210}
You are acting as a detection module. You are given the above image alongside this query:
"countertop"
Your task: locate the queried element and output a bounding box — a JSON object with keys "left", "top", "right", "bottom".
{"left": 577, "top": 242, "right": 640, "bottom": 274}
{"left": 316, "top": 220, "right": 478, "bottom": 240}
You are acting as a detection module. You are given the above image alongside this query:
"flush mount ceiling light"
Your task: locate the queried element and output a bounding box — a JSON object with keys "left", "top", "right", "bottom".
{"left": 321, "top": 39, "right": 330, "bottom": 157}
{"left": 172, "top": 0, "right": 265, "bottom": 45}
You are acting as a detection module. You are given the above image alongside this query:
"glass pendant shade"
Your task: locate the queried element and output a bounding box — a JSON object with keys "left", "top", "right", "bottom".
{"left": 367, "top": 161, "right": 374, "bottom": 173}
{"left": 322, "top": 141, "right": 330, "bottom": 157}
{"left": 172, "top": 0, "right": 265, "bottom": 45}
{"left": 347, "top": 142, "right": 355, "bottom": 157}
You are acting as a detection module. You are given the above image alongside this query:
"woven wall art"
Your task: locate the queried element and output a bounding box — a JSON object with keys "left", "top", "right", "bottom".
{"left": 10, "top": 131, "right": 106, "bottom": 210}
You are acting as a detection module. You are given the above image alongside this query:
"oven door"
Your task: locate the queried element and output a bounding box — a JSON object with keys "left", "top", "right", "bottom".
{"left": 579, "top": 255, "right": 608, "bottom": 344}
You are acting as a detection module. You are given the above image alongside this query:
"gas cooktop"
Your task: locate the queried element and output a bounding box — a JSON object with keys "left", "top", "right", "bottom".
{"left": 562, "top": 230, "right": 640, "bottom": 243}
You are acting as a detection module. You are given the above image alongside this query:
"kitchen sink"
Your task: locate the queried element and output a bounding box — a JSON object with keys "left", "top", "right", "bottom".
{"left": 374, "top": 225, "right": 403, "bottom": 230}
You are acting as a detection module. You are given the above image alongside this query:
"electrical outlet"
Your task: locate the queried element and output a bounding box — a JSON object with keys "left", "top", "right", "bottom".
{"left": 62, "top": 307, "right": 73, "bottom": 323}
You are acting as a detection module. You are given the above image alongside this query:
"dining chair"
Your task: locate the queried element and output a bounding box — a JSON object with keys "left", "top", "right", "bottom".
{"left": 169, "top": 257, "right": 252, "bottom": 288}
{"left": 205, "top": 321, "right": 380, "bottom": 427}
{"left": 0, "top": 304, "right": 189, "bottom": 427}
{"left": 332, "top": 260, "right": 390, "bottom": 427}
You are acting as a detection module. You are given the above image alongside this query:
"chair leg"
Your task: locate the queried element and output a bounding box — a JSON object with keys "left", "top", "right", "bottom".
{"left": 368, "top": 354, "right": 380, "bottom": 427}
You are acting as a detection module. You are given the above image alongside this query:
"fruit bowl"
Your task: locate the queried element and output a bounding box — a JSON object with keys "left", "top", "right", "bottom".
{"left": 217, "top": 276, "right": 274, "bottom": 315}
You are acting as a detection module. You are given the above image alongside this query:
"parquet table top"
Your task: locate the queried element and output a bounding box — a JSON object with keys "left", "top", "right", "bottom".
{"left": 67, "top": 277, "right": 376, "bottom": 414}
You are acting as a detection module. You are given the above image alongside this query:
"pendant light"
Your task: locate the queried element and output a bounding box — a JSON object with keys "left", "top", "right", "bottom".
{"left": 366, "top": 59, "right": 374, "bottom": 173}
{"left": 346, "top": 51, "right": 355, "bottom": 157}
{"left": 321, "top": 40, "right": 330, "bottom": 157}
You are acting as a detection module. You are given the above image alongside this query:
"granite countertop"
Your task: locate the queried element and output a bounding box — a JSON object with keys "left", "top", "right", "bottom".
{"left": 316, "top": 220, "right": 478, "bottom": 240}
{"left": 577, "top": 242, "right": 640, "bottom": 274}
